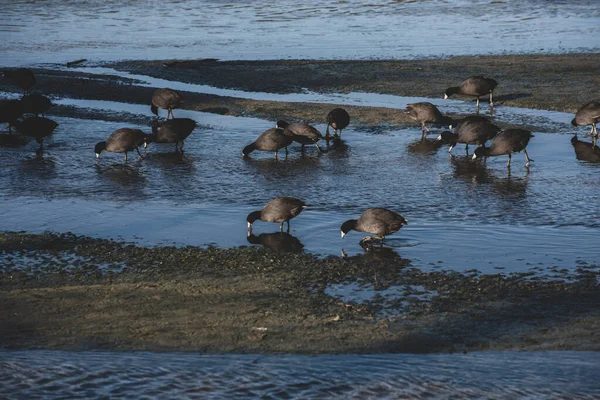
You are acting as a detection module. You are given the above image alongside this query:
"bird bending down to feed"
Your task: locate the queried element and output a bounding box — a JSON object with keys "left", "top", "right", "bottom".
{"left": 404, "top": 102, "right": 453, "bottom": 139}
{"left": 472, "top": 128, "right": 534, "bottom": 168}
{"left": 571, "top": 102, "right": 600, "bottom": 137}
{"left": 145, "top": 118, "right": 197, "bottom": 153}
{"left": 1, "top": 68, "right": 36, "bottom": 94}
{"left": 341, "top": 208, "right": 407, "bottom": 247}
{"left": 437, "top": 115, "right": 499, "bottom": 154}
{"left": 151, "top": 88, "right": 182, "bottom": 119}
{"left": 247, "top": 197, "right": 307, "bottom": 233}
{"left": 242, "top": 127, "right": 293, "bottom": 159}
{"left": 276, "top": 120, "right": 323, "bottom": 152}
{"left": 325, "top": 108, "right": 350, "bottom": 140}
{"left": 444, "top": 76, "right": 498, "bottom": 110}
{"left": 95, "top": 128, "right": 147, "bottom": 162}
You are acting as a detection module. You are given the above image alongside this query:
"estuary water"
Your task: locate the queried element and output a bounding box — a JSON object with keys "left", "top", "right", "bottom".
{"left": 1, "top": 0, "right": 599, "bottom": 66}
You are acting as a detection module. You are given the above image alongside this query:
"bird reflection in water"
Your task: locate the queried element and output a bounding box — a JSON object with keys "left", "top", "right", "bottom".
{"left": 571, "top": 135, "right": 600, "bottom": 163}
{"left": 247, "top": 231, "right": 304, "bottom": 253}
{"left": 450, "top": 155, "right": 494, "bottom": 184}
{"left": 407, "top": 137, "right": 446, "bottom": 155}
{"left": 95, "top": 163, "right": 146, "bottom": 187}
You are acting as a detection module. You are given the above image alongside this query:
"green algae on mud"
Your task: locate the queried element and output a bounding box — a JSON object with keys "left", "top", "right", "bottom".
{"left": 1, "top": 232, "right": 598, "bottom": 353}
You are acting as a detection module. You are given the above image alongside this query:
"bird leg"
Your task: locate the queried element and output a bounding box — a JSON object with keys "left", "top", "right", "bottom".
{"left": 279, "top": 221, "right": 284, "bottom": 232}
{"left": 286, "top": 220, "right": 290, "bottom": 233}
{"left": 507, "top": 153, "right": 511, "bottom": 168}
{"left": 313, "top": 141, "right": 322, "bottom": 153}
{"left": 180, "top": 141, "right": 185, "bottom": 153}
{"left": 523, "top": 149, "right": 533, "bottom": 168}
{"left": 274, "top": 150, "right": 278, "bottom": 160}
{"left": 476, "top": 97, "right": 480, "bottom": 109}
{"left": 124, "top": 152, "right": 128, "bottom": 162}
{"left": 465, "top": 143, "right": 469, "bottom": 154}
{"left": 325, "top": 124, "right": 331, "bottom": 141}
{"left": 136, "top": 147, "right": 144, "bottom": 160}
{"left": 489, "top": 91, "right": 494, "bottom": 107}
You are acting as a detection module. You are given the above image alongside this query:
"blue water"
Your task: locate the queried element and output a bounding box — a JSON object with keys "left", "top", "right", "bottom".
{"left": 1, "top": 0, "right": 598, "bottom": 66}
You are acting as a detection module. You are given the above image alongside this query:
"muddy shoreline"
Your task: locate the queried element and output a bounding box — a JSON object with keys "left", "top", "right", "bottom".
{"left": 1, "top": 232, "right": 598, "bottom": 353}
{"left": 1, "top": 53, "right": 599, "bottom": 353}
{"left": 2, "top": 53, "right": 599, "bottom": 131}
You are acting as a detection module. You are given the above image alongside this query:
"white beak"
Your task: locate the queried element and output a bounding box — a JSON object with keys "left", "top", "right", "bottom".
{"left": 472, "top": 153, "right": 477, "bottom": 160}
{"left": 95, "top": 153, "right": 100, "bottom": 159}
{"left": 444, "top": 94, "right": 449, "bottom": 99}
{"left": 436, "top": 135, "right": 442, "bottom": 141}
{"left": 341, "top": 231, "right": 346, "bottom": 238}
{"left": 247, "top": 222, "right": 252, "bottom": 230}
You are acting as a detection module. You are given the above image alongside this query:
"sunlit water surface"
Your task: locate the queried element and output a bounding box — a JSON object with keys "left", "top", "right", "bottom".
{"left": 1, "top": 0, "right": 599, "bottom": 66}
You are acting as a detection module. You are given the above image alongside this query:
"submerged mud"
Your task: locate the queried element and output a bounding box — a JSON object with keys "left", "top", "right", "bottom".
{"left": 1, "top": 232, "right": 598, "bottom": 353}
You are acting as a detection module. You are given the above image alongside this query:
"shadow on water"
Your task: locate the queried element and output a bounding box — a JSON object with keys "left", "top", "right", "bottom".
{"left": 95, "top": 163, "right": 146, "bottom": 189}
{"left": 247, "top": 231, "right": 305, "bottom": 253}
{"left": 406, "top": 137, "right": 445, "bottom": 155}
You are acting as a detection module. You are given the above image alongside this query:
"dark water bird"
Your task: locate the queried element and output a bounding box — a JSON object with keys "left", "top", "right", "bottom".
{"left": 571, "top": 135, "right": 600, "bottom": 163}
{"left": 21, "top": 94, "right": 52, "bottom": 117}
{"left": 437, "top": 115, "right": 500, "bottom": 153}
{"left": 472, "top": 128, "right": 534, "bottom": 168}
{"left": 95, "top": 128, "right": 147, "bottom": 161}
{"left": 0, "top": 99, "right": 25, "bottom": 132}
{"left": 247, "top": 197, "right": 307, "bottom": 233}
{"left": 145, "top": 118, "right": 197, "bottom": 153}
{"left": 276, "top": 120, "right": 323, "bottom": 152}
{"left": 571, "top": 102, "right": 600, "bottom": 137}
{"left": 325, "top": 108, "right": 350, "bottom": 139}
{"left": 1, "top": 68, "right": 36, "bottom": 94}
{"left": 444, "top": 76, "right": 498, "bottom": 110}
{"left": 151, "top": 88, "right": 182, "bottom": 119}
{"left": 404, "top": 102, "right": 453, "bottom": 139}
{"left": 340, "top": 208, "right": 407, "bottom": 247}
{"left": 242, "top": 127, "right": 294, "bottom": 159}
{"left": 15, "top": 116, "right": 58, "bottom": 151}
{"left": 247, "top": 231, "right": 304, "bottom": 253}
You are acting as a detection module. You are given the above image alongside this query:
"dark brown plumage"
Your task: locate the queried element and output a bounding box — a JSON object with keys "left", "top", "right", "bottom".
{"left": 472, "top": 128, "right": 534, "bottom": 168}
{"left": 95, "top": 128, "right": 147, "bottom": 162}
{"left": 276, "top": 120, "right": 323, "bottom": 152}
{"left": 151, "top": 88, "right": 182, "bottom": 119}
{"left": 2, "top": 68, "right": 36, "bottom": 94}
{"left": 242, "top": 127, "right": 294, "bottom": 159}
{"left": 444, "top": 76, "right": 498, "bottom": 109}
{"left": 437, "top": 115, "right": 500, "bottom": 153}
{"left": 325, "top": 108, "right": 350, "bottom": 139}
{"left": 146, "top": 118, "right": 197, "bottom": 153}
{"left": 405, "top": 102, "right": 453, "bottom": 139}
{"left": 0, "top": 99, "right": 24, "bottom": 133}
{"left": 571, "top": 102, "right": 600, "bottom": 137}
{"left": 21, "top": 94, "right": 52, "bottom": 117}
{"left": 15, "top": 116, "right": 58, "bottom": 151}
{"left": 341, "top": 208, "right": 407, "bottom": 246}
{"left": 246, "top": 197, "right": 307, "bottom": 232}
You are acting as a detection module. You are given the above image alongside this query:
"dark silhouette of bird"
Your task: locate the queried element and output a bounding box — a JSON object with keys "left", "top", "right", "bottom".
{"left": 2, "top": 68, "right": 36, "bottom": 94}
{"left": 571, "top": 135, "right": 600, "bottom": 163}
{"left": 15, "top": 116, "right": 58, "bottom": 152}
{"left": 444, "top": 76, "right": 498, "bottom": 110}
{"left": 21, "top": 94, "right": 52, "bottom": 117}
{"left": 341, "top": 208, "right": 407, "bottom": 247}
{"left": 145, "top": 118, "right": 197, "bottom": 153}
{"left": 325, "top": 108, "right": 350, "bottom": 140}
{"left": 571, "top": 102, "right": 600, "bottom": 137}
{"left": 151, "top": 88, "right": 182, "bottom": 119}
{"left": 242, "top": 127, "right": 294, "bottom": 159}
{"left": 472, "top": 128, "right": 533, "bottom": 168}
{"left": 276, "top": 120, "right": 323, "bottom": 152}
{"left": 0, "top": 99, "right": 24, "bottom": 133}
{"left": 95, "top": 128, "right": 147, "bottom": 162}
{"left": 405, "top": 102, "right": 453, "bottom": 139}
{"left": 246, "top": 231, "right": 304, "bottom": 253}
{"left": 246, "top": 197, "right": 307, "bottom": 233}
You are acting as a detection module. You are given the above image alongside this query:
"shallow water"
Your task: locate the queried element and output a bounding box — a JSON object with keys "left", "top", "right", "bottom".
{"left": 1, "top": 0, "right": 599, "bottom": 66}
{"left": 1, "top": 350, "right": 599, "bottom": 399}
{"left": 0, "top": 88, "right": 599, "bottom": 274}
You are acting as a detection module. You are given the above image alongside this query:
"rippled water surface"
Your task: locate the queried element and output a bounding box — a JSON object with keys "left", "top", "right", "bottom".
{"left": 1, "top": 350, "right": 599, "bottom": 399}
{"left": 1, "top": 0, "right": 599, "bottom": 66}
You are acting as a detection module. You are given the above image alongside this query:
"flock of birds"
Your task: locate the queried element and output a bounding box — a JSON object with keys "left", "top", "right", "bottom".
{"left": 1, "top": 69, "right": 599, "bottom": 247}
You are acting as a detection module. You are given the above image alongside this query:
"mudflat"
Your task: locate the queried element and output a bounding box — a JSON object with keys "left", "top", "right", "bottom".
{"left": 0, "top": 53, "right": 599, "bottom": 353}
